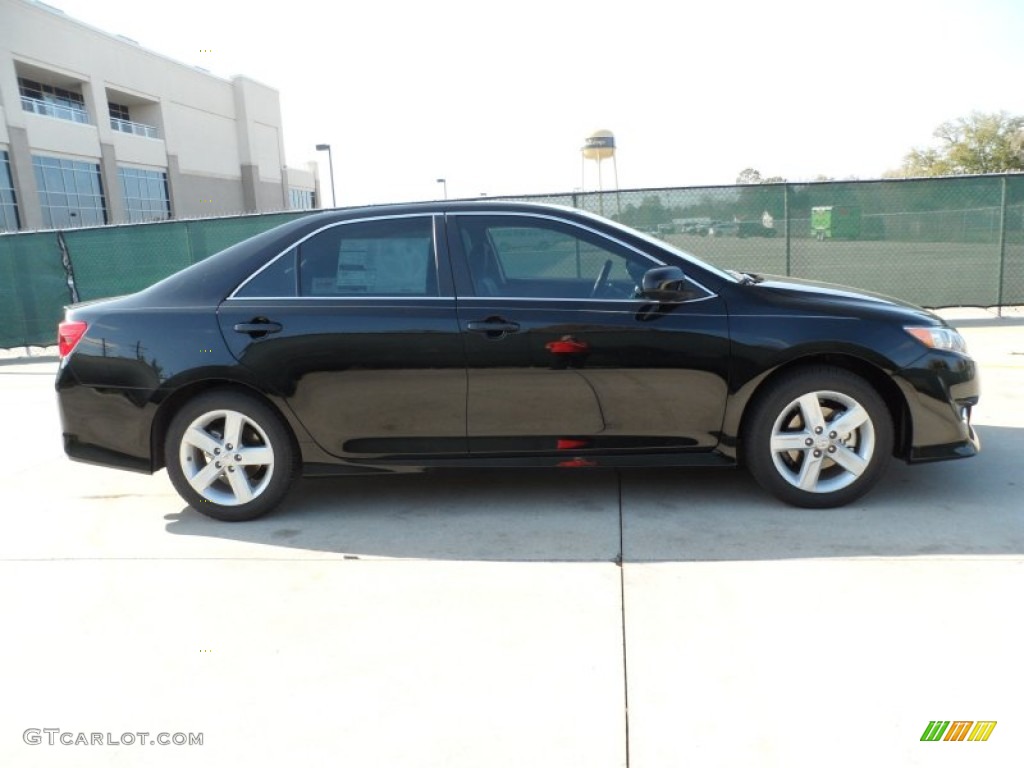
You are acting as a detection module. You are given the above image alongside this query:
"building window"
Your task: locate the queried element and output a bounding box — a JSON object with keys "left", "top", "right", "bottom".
{"left": 109, "top": 102, "right": 131, "bottom": 121}
{"left": 119, "top": 167, "right": 170, "bottom": 223}
{"left": 107, "top": 102, "right": 159, "bottom": 138}
{"left": 289, "top": 188, "right": 315, "bottom": 210}
{"left": 18, "top": 77, "right": 90, "bottom": 124}
{"left": 32, "top": 156, "right": 107, "bottom": 229}
{"left": 0, "top": 151, "right": 20, "bottom": 232}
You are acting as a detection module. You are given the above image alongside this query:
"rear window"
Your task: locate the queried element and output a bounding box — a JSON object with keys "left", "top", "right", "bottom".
{"left": 298, "top": 217, "right": 436, "bottom": 297}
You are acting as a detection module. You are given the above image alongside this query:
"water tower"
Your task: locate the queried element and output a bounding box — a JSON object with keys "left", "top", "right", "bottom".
{"left": 581, "top": 129, "right": 620, "bottom": 215}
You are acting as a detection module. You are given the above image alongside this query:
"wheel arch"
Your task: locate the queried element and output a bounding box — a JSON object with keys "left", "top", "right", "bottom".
{"left": 150, "top": 380, "right": 300, "bottom": 471}
{"left": 735, "top": 353, "right": 912, "bottom": 465}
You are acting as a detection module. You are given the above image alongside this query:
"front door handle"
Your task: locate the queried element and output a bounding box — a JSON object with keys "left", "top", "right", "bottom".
{"left": 233, "top": 319, "right": 283, "bottom": 337}
{"left": 466, "top": 318, "right": 520, "bottom": 339}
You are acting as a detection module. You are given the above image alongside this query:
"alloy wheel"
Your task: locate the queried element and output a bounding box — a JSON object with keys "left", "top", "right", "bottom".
{"left": 768, "top": 390, "right": 876, "bottom": 494}
{"left": 178, "top": 409, "right": 275, "bottom": 506}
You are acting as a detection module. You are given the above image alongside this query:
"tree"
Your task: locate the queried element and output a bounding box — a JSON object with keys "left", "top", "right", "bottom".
{"left": 736, "top": 168, "right": 763, "bottom": 184}
{"left": 616, "top": 195, "right": 676, "bottom": 232}
{"left": 894, "top": 111, "right": 1024, "bottom": 176}
{"left": 736, "top": 168, "right": 786, "bottom": 184}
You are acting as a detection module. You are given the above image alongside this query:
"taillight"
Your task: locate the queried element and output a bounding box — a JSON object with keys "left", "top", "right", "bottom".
{"left": 58, "top": 320, "right": 88, "bottom": 359}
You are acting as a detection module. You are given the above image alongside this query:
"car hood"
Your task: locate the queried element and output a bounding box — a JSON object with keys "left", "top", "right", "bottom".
{"left": 747, "top": 274, "right": 946, "bottom": 325}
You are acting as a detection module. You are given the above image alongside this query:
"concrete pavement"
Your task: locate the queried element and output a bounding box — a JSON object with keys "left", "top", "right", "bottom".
{"left": 1, "top": 311, "right": 1022, "bottom": 766}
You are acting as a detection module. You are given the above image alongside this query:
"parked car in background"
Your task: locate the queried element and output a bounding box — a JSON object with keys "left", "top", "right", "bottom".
{"left": 56, "top": 201, "right": 979, "bottom": 521}
{"left": 708, "top": 220, "right": 777, "bottom": 238}
{"left": 737, "top": 221, "right": 777, "bottom": 238}
{"left": 679, "top": 219, "right": 712, "bottom": 236}
{"left": 707, "top": 220, "right": 739, "bottom": 237}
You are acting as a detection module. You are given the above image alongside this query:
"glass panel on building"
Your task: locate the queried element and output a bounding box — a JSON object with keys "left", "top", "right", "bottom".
{"left": 109, "top": 102, "right": 131, "bottom": 121}
{"left": 0, "top": 151, "right": 21, "bottom": 232}
{"left": 118, "top": 167, "right": 171, "bottom": 223}
{"left": 289, "top": 187, "right": 315, "bottom": 210}
{"left": 32, "top": 155, "right": 107, "bottom": 229}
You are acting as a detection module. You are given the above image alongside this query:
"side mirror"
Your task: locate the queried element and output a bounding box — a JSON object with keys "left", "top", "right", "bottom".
{"left": 641, "top": 266, "right": 689, "bottom": 302}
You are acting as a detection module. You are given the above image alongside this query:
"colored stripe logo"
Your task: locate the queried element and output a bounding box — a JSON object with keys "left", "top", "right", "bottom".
{"left": 921, "top": 721, "right": 996, "bottom": 742}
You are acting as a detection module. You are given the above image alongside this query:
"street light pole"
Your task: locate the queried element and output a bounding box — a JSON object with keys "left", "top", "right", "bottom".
{"left": 436, "top": 178, "right": 447, "bottom": 200}
{"left": 316, "top": 144, "right": 336, "bottom": 208}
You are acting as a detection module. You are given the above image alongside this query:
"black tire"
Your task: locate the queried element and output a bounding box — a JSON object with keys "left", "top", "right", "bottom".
{"left": 743, "top": 366, "right": 893, "bottom": 508}
{"left": 164, "top": 389, "right": 299, "bottom": 521}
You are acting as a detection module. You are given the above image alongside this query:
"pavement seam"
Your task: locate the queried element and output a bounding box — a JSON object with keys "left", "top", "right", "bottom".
{"left": 618, "top": 469, "right": 631, "bottom": 768}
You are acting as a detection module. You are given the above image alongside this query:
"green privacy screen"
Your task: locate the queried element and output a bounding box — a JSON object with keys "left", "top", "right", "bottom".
{"left": 513, "top": 174, "right": 1024, "bottom": 309}
{"left": 65, "top": 223, "right": 193, "bottom": 301}
{"left": 2, "top": 176, "right": 1022, "bottom": 349}
{"left": 0, "top": 231, "right": 71, "bottom": 349}
{"left": 0, "top": 211, "right": 311, "bottom": 347}
{"left": 65, "top": 211, "right": 309, "bottom": 301}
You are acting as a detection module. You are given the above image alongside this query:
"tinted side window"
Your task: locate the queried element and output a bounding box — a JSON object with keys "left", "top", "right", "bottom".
{"left": 298, "top": 217, "right": 436, "bottom": 297}
{"left": 489, "top": 226, "right": 632, "bottom": 281}
{"left": 458, "top": 216, "right": 654, "bottom": 299}
{"left": 235, "top": 249, "right": 297, "bottom": 298}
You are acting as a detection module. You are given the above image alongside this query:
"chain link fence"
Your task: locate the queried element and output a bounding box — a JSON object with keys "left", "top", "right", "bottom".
{"left": 507, "top": 174, "right": 1024, "bottom": 309}
{"left": 1, "top": 174, "right": 1022, "bottom": 349}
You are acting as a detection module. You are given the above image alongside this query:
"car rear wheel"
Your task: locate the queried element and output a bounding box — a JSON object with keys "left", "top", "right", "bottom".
{"left": 744, "top": 367, "right": 893, "bottom": 508}
{"left": 164, "top": 390, "right": 299, "bottom": 521}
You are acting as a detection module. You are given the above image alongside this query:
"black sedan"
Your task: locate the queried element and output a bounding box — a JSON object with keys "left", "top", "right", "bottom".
{"left": 56, "top": 201, "right": 979, "bottom": 521}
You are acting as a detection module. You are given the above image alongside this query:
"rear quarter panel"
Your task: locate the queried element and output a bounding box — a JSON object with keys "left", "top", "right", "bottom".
{"left": 58, "top": 306, "right": 259, "bottom": 470}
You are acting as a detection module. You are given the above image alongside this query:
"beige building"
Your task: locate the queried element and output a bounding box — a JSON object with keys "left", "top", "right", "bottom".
{"left": 0, "top": 0, "right": 320, "bottom": 231}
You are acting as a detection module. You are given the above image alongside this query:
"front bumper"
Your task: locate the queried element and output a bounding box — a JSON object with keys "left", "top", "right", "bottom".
{"left": 895, "top": 349, "right": 980, "bottom": 463}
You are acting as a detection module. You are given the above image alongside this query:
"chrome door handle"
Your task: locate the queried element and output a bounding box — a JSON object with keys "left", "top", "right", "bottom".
{"left": 466, "top": 320, "right": 520, "bottom": 333}
{"left": 466, "top": 317, "right": 520, "bottom": 340}
{"left": 233, "top": 320, "right": 282, "bottom": 336}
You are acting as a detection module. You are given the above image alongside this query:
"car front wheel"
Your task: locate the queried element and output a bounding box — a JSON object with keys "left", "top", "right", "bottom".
{"left": 164, "top": 390, "right": 299, "bottom": 521}
{"left": 744, "top": 367, "right": 894, "bottom": 508}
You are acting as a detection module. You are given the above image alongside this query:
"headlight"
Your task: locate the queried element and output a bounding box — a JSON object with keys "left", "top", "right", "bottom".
{"left": 904, "top": 326, "right": 968, "bottom": 354}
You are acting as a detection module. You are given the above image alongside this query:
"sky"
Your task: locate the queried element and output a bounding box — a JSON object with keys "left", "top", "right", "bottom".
{"left": 43, "top": 0, "right": 1024, "bottom": 206}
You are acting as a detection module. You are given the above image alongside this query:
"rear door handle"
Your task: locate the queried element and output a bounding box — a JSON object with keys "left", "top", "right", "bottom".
{"left": 233, "top": 320, "right": 283, "bottom": 337}
{"left": 466, "top": 320, "right": 520, "bottom": 333}
{"left": 466, "top": 318, "right": 520, "bottom": 338}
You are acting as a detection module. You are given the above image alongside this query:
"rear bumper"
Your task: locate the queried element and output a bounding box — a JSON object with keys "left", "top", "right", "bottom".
{"left": 57, "top": 368, "right": 157, "bottom": 473}
{"left": 62, "top": 433, "right": 153, "bottom": 473}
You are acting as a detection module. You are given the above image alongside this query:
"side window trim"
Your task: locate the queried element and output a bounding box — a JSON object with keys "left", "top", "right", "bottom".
{"left": 228, "top": 213, "right": 448, "bottom": 300}
{"left": 230, "top": 247, "right": 298, "bottom": 299}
